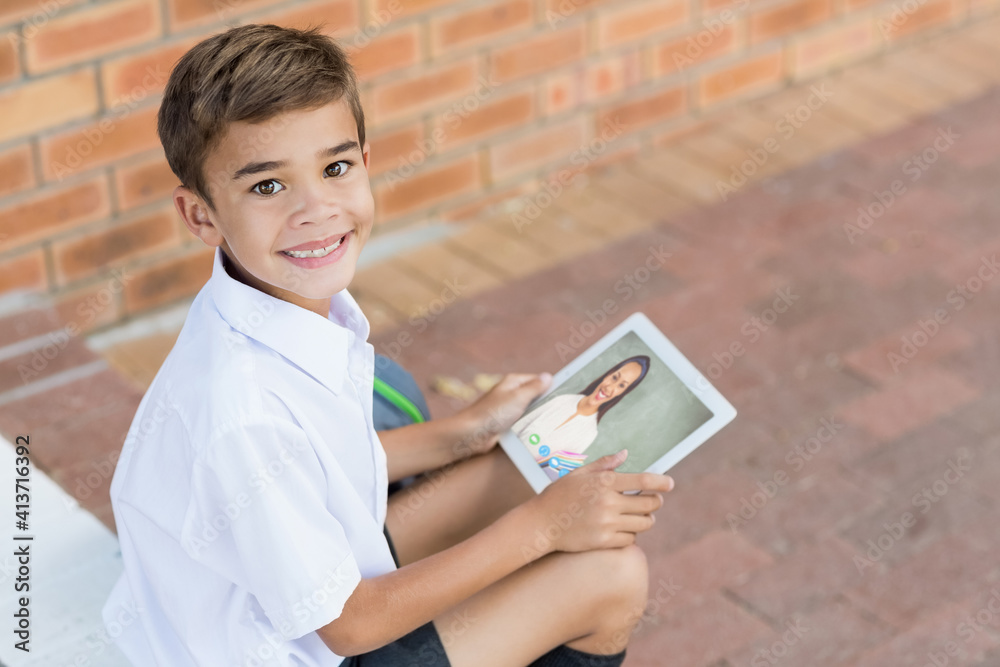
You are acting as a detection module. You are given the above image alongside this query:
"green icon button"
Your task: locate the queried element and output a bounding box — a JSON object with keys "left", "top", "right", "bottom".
{"left": 529, "top": 434, "right": 540, "bottom": 445}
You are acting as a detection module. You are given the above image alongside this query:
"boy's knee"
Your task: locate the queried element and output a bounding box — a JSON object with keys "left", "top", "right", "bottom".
{"left": 584, "top": 545, "right": 649, "bottom": 603}
{"left": 612, "top": 544, "right": 649, "bottom": 600}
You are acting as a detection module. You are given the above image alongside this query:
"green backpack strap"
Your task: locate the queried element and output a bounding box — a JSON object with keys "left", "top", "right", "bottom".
{"left": 373, "top": 376, "right": 426, "bottom": 424}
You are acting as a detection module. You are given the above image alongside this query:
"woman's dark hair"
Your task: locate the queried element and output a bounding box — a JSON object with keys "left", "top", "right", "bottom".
{"left": 581, "top": 355, "right": 651, "bottom": 423}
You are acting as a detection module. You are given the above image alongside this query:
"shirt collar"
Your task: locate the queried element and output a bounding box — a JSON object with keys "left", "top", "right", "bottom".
{"left": 207, "top": 247, "right": 369, "bottom": 395}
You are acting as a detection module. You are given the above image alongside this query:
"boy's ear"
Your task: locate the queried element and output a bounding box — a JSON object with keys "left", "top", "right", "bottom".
{"left": 362, "top": 141, "right": 370, "bottom": 171}
{"left": 173, "top": 185, "right": 224, "bottom": 247}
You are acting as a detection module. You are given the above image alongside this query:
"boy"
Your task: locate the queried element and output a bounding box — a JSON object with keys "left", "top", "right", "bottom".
{"left": 102, "top": 24, "right": 674, "bottom": 667}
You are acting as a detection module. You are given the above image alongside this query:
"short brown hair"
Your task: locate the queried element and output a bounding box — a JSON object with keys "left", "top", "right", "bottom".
{"left": 158, "top": 23, "right": 365, "bottom": 210}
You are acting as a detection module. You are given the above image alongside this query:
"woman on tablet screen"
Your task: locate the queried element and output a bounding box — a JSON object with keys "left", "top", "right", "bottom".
{"left": 513, "top": 355, "right": 650, "bottom": 479}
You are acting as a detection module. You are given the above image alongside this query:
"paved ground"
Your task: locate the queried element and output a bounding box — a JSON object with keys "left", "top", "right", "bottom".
{"left": 1, "top": 17, "right": 1000, "bottom": 667}
{"left": 370, "top": 82, "right": 1000, "bottom": 666}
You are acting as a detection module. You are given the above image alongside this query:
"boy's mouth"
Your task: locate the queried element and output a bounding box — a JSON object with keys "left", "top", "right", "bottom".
{"left": 281, "top": 232, "right": 349, "bottom": 259}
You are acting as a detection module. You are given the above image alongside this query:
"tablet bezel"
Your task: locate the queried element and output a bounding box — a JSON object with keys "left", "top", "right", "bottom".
{"left": 498, "top": 312, "right": 737, "bottom": 494}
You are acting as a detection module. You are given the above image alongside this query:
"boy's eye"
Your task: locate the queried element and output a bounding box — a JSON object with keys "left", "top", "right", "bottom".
{"left": 251, "top": 180, "right": 283, "bottom": 196}
{"left": 325, "top": 161, "right": 352, "bottom": 178}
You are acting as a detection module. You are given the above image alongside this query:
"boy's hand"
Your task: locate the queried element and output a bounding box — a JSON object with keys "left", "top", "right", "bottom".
{"left": 456, "top": 373, "right": 552, "bottom": 456}
{"left": 526, "top": 449, "right": 674, "bottom": 553}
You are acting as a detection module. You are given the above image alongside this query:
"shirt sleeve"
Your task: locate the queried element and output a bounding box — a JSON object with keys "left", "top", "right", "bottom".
{"left": 180, "top": 415, "right": 362, "bottom": 640}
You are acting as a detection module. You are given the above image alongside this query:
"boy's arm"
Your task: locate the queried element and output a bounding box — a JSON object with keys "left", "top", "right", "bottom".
{"left": 379, "top": 414, "right": 476, "bottom": 483}
{"left": 379, "top": 373, "right": 552, "bottom": 483}
{"left": 318, "top": 450, "right": 673, "bottom": 657}
{"left": 318, "top": 499, "right": 543, "bottom": 656}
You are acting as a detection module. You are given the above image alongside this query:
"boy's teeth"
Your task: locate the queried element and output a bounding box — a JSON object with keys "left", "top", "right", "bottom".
{"left": 283, "top": 236, "right": 343, "bottom": 258}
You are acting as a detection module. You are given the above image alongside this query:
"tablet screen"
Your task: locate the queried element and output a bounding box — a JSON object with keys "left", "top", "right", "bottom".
{"left": 511, "top": 330, "right": 715, "bottom": 480}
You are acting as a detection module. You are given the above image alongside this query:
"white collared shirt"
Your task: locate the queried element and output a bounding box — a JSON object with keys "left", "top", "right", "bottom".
{"left": 102, "top": 248, "right": 396, "bottom": 666}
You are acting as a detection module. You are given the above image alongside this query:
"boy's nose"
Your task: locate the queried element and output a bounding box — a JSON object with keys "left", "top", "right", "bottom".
{"left": 289, "top": 180, "right": 340, "bottom": 226}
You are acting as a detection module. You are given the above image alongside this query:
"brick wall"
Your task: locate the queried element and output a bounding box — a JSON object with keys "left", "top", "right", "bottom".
{"left": 0, "top": 0, "right": 995, "bottom": 330}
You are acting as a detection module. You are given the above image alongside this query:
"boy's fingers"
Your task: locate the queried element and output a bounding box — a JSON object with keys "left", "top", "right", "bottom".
{"left": 619, "top": 492, "right": 663, "bottom": 515}
{"left": 611, "top": 472, "right": 674, "bottom": 493}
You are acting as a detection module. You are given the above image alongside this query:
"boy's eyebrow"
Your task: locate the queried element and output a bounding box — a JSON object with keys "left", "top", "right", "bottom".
{"left": 231, "top": 140, "right": 362, "bottom": 180}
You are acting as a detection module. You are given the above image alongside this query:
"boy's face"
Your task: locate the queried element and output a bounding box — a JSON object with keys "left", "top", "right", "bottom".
{"left": 175, "top": 98, "right": 373, "bottom": 316}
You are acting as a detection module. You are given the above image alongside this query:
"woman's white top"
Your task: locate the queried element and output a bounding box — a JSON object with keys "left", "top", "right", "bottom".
{"left": 512, "top": 393, "right": 599, "bottom": 459}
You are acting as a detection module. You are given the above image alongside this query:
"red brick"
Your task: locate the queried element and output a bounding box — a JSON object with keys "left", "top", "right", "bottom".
{"left": 368, "top": 59, "right": 479, "bottom": 124}
{"left": 374, "top": 154, "right": 480, "bottom": 219}
{"left": 727, "top": 537, "right": 863, "bottom": 619}
{"left": 439, "top": 181, "right": 533, "bottom": 222}
{"left": 597, "top": 85, "right": 686, "bottom": 136}
{"left": 0, "top": 333, "right": 101, "bottom": 395}
{"left": 366, "top": 124, "right": 424, "bottom": 178}
{"left": 653, "top": 24, "right": 741, "bottom": 76}
{"left": 542, "top": 72, "right": 582, "bottom": 116}
{"left": 0, "top": 144, "right": 36, "bottom": 198}
{"left": 647, "top": 530, "right": 773, "bottom": 604}
{"left": 0, "top": 0, "right": 85, "bottom": 26}
{"left": 123, "top": 246, "right": 214, "bottom": 314}
{"left": 40, "top": 105, "right": 160, "bottom": 182}
{"left": 256, "top": 0, "right": 359, "bottom": 35}
{"left": 790, "top": 17, "right": 878, "bottom": 79}
{"left": 101, "top": 39, "right": 197, "bottom": 109}
{"left": 54, "top": 280, "right": 126, "bottom": 333}
{"left": 0, "top": 249, "right": 46, "bottom": 294}
{"left": 597, "top": 0, "right": 689, "bottom": 49}
{"left": 727, "top": 601, "right": 891, "bottom": 667}
{"left": 349, "top": 24, "right": 420, "bottom": 82}
{"left": 25, "top": 0, "right": 161, "bottom": 74}
{"left": 699, "top": 50, "right": 784, "bottom": 107}
{"left": 878, "top": 0, "right": 958, "bottom": 40}
{"left": 637, "top": 594, "right": 772, "bottom": 665}
{"left": 542, "top": 0, "right": 616, "bottom": 13}
{"left": 53, "top": 207, "right": 182, "bottom": 285}
{"left": 431, "top": 0, "right": 533, "bottom": 54}
{"left": 370, "top": 0, "right": 461, "bottom": 17}
{"left": 0, "top": 35, "right": 18, "bottom": 84}
{"left": 0, "top": 68, "right": 99, "bottom": 144}
{"left": 489, "top": 118, "right": 586, "bottom": 182}
{"left": 0, "top": 176, "right": 110, "bottom": 250}
{"left": 750, "top": 0, "right": 833, "bottom": 44}
{"left": 115, "top": 152, "right": 180, "bottom": 211}
{"left": 490, "top": 25, "right": 586, "bottom": 84}
{"left": 837, "top": 367, "right": 980, "bottom": 442}
{"left": 434, "top": 91, "right": 535, "bottom": 150}
{"left": 586, "top": 53, "right": 641, "bottom": 100}
{"left": 167, "top": 0, "right": 284, "bottom": 30}
{"left": 843, "top": 323, "right": 975, "bottom": 385}
{"left": 850, "top": 592, "right": 1000, "bottom": 667}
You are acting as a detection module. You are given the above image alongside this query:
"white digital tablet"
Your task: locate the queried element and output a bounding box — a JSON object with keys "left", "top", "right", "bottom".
{"left": 499, "top": 312, "right": 737, "bottom": 494}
